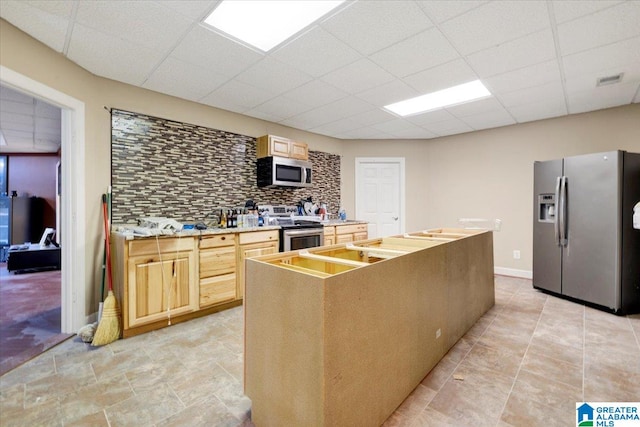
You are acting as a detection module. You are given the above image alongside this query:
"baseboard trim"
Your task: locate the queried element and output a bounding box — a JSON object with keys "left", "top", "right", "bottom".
{"left": 494, "top": 267, "right": 532, "bottom": 279}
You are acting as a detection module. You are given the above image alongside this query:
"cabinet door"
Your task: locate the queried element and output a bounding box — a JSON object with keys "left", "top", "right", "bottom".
{"left": 237, "top": 241, "right": 279, "bottom": 299}
{"left": 270, "top": 136, "right": 291, "bottom": 158}
{"left": 200, "top": 273, "right": 236, "bottom": 307}
{"left": 289, "top": 141, "right": 309, "bottom": 160}
{"left": 324, "top": 236, "right": 335, "bottom": 246}
{"left": 128, "top": 252, "right": 196, "bottom": 328}
{"left": 199, "top": 246, "right": 235, "bottom": 278}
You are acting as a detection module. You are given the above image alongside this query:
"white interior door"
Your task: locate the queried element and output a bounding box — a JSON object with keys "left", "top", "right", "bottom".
{"left": 355, "top": 158, "right": 404, "bottom": 238}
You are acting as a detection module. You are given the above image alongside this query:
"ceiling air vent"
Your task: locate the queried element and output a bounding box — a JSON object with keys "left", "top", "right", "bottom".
{"left": 596, "top": 73, "right": 624, "bottom": 87}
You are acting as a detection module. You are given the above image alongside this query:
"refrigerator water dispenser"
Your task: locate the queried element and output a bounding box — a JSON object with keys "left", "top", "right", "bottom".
{"left": 538, "top": 194, "right": 555, "bottom": 223}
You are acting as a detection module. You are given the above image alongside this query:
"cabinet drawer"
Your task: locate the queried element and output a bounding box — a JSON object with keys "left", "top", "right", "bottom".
{"left": 128, "top": 237, "right": 195, "bottom": 257}
{"left": 200, "top": 274, "right": 236, "bottom": 307}
{"left": 335, "top": 224, "right": 367, "bottom": 235}
{"left": 200, "top": 247, "right": 236, "bottom": 278}
{"left": 199, "top": 234, "right": 235, "bottom": 249}
{"left": 353, "top": 232, "right": 368, "bottom": 242}
{"left": 323, "top": 225, "right": 335, "bottom": 237}
{"left": 238, "top": 230, "right": 279, "bottom": 245}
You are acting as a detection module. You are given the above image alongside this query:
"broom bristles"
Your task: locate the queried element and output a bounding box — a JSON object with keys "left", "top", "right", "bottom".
{"left": 92, "top": 290, "right": 121, "bottom": 346}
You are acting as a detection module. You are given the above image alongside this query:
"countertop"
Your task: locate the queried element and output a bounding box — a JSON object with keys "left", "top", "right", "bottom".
{"left": 112, "top": 224, "right": 281, "bottom": 240}
{"left": 113, "top": 220, "right": 367, "bottom": 241}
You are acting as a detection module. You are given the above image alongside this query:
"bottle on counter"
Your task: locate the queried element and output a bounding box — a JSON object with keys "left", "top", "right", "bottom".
{"left": 339, "top": 208, "right": 347, "bottom": 221}
{"left": 220, "top": 211, "right": 227, "bottom": 228}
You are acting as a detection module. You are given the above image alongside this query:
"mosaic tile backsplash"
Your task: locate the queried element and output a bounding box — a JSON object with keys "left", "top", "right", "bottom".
{"left": 111, "top": 110, "right": 341, "bottom": 224}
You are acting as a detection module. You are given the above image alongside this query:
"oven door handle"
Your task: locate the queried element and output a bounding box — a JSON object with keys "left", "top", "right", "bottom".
{"left": 284, "top": 229, "right": 324, "bottom": 236}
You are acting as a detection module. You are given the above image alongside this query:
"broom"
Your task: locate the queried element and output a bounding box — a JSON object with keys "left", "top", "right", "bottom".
{"left": 92, "top": 193, "right": 120, "bottom": 346}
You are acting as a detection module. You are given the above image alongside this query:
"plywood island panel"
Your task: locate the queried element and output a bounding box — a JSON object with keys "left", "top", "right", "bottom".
{"left": 244, "top": 228, "right": 495, "bottom": 427}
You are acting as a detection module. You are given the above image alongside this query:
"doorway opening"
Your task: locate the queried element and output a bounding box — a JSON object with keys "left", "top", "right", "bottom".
{"left": 0, "top": 66, "right": 87, "bottom": 358}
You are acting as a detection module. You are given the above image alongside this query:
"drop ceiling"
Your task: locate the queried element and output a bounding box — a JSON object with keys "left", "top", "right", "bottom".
{"left": 1, "top": 0, "right": 639, "bottom": 145}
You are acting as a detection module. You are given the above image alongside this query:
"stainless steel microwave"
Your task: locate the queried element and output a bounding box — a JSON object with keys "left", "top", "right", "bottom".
{"left": 257, "top": 156, "right": 312, "bottom": 188}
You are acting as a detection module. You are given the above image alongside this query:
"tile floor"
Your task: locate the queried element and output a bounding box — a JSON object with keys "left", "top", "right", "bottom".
{"left": 1, "top": 275, "right": 639, "bottom": 426}
{"left": 0, "top": 265, "right": 71, "bottom": 375}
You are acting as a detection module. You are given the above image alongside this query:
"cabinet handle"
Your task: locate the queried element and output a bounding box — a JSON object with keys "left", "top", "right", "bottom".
{"left": 221, "top": 236, "right": 226, "bottom": 240}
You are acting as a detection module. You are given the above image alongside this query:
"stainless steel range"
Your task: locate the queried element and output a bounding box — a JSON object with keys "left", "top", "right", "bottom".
{"left": 259, "top": 205, "right": 324, "bottom": 252}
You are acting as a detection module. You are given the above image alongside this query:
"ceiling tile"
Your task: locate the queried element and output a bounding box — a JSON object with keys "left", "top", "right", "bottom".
{"left": 562, "top": 36, "right": 640, "bottom": 77}
{"left": 321, "top": 1, "right": 433, "bottom": 55}
{"left": 557, "top": 1, "right": 640, "bottom": 55}
{"left": 405, "top": 109, "right": 457, "bottom": 127}
{"left": 371, "top": 118, "right": 421, "bottom": 134}
{"left": 404, "top": 58, "right": 478, "bottom": 94}
{"left": 67, "top": 24, "right": 163, "bottom": 86}
{"left": 497, "top": 80, "right": 565, "bottom": 108}
{"left": 246, "top": 95, "right": 314, "bottom": 122}
{"left": 75, "top": 1, "right": 193, "bottom": 52}
{"left": 356, "top": 79, "right": 420, "bottom": 107}
{"left": 200, "top": 80, "right": 275, "bottom": 113}
{"left": 566, "top": 80, "right": 638, "bottom": 114}
{"left": 309, "top": 118, "right": 365, "bottom": 137}
{"left": 392, "top": 126, "right": 438, "bottom": 139}
{"left": 417, "top": 1, "right": 488, "bottom": 24}
{"left": 466, "top": 29, "right": 556, "bottom": 78}
{"left": 143, "top": 57, "right": 228, "bottom": 102}
{"left": 440, "top": 1, "right": 550, "bottom": 55}
{"left": 420, "top": 117, "right": 474, "bottom": 136}
{"left": 320, "top": 59, "right": 395, "bottom": 95}
{"left": 34, "top": 101, "right": 61, "bottom": 119}
{"left": 337, "top": 127, "right": 395, "bottom": 140}
{"left": 281, "top": 80, "right": 347, "bottom": 109}
{"left": 0, "top": 85, "right": 34, "bottom": 103}
{"left": 234, "top": 57, "right": 314, "bottom": 95}
{"left": 445, "top": 97, "right": 505, "bottom": 118}
{"left": 346, "top": 108, "right": 400, "bottom": 127}
{"left": 460, "top": 108, "right": 516, "bottom": 130}
{"left": 483, "top": 60, "right": 562, "bottom": 94}
{"left": 170, "top": 25, "right": 264, "bottom": 78}
{"left": 272, "top": 27, "right": 361, "bottom": 78}
{"left": 0, "top": 0, "right": 71, "bottom": 52}
{"left": 370, "top": 27, "right": 460, "bottom": 77}
{"left": 507, "top": 97, "right": 568, "bottom": 123}
{"left": 1, "top": 99, "right": 34, "bottom": 117}
{"left": 551, "top": 0, "right": 622, "bottom": 24}
{"left": 283, "top": 96, "right": 373, "bottom": 130}
{"left": 154, "top": 0, "right": 218, "bottom": 21}
{"left": 564, "top": 63, "right": 640, "bottom": 94}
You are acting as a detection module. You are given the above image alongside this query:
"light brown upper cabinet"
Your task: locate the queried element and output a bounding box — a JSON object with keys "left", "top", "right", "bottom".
{"left": 257, "top": 135, "right": 308, "bottom": 160}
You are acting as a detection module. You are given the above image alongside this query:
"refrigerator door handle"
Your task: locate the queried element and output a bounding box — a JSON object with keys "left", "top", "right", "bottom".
{"left": 560, "top": 176, "right": 568, "bottom": 246}
{"left": 554, "top": 176, "right": 561, "bottom": 246}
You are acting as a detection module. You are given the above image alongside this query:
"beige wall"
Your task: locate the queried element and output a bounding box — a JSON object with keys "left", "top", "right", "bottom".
{"left": 341, "top": 104, "right": 640, "bottom": 273}
{"left": 2, "top": 17, "right": 639, "bottom": 316}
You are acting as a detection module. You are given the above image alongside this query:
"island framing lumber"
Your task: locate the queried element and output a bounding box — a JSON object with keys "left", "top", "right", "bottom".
{"left": 244, "top": 228, "right": 495, "bottom": 426}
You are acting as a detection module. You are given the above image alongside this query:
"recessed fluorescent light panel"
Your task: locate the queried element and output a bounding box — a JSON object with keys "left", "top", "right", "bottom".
{"left": 203, "top": 0, "right": 345, "bottom": 52}
{"left": 384, "top": 80, "right": 491, "bottom": 117}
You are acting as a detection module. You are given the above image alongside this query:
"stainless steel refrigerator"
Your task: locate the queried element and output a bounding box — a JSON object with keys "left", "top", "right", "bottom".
{"left": 533, "top": 150, "right": 640, "bottom": 313}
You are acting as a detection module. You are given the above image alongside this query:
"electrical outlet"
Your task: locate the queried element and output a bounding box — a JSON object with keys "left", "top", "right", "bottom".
{"left": 513, "top": 250, "right": 521, "bottom": 260}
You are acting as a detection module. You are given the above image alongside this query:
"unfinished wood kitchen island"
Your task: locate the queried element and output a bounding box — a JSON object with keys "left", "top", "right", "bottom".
{"left": 244, "top": 228, "right": 495, "bottom": 427}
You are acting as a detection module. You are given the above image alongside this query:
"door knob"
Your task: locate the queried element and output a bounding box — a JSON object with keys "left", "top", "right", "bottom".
{"left": 393, "top": 217, "right": 398, "bottom": 220}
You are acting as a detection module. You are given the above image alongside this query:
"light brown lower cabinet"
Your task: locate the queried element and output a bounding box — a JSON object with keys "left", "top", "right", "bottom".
{"left": 199, "top": 233, "right": 236, "bottom": 308}
{"left": 237, "top": 230, "right": 279, "bottom": 299}
{"left": 111, "top": 229, "right": 278, "bottom": 337}
{"left": 332, "top": 223, "right": 368, "bottom": 244}
{"left": 122, "top": 237, "right": 197, "bottom": 330}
